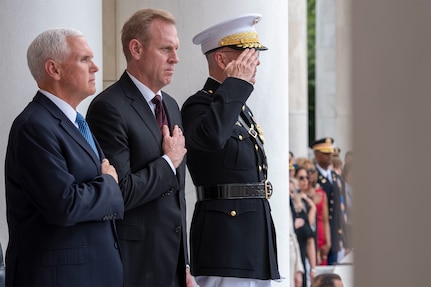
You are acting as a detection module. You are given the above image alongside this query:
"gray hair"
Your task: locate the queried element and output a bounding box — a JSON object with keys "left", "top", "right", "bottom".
{"left": 27, "top": 28, "right": 83, "bottom": 82}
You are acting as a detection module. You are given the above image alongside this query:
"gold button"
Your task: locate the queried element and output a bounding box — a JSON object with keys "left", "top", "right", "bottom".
{"left": 239, "top": 135, "right": 243, "bottom": 140}
{"left": 255, "top": 144, "right": 258, "bottom": 151}
{"left": 230, "top": 210, "right": 237, "bottom": 217}
{"left": 259, "top": 166, "right": 262, "bottom": 172}
{"left": 242, "top": 105, "right": 245, "bottom": 111}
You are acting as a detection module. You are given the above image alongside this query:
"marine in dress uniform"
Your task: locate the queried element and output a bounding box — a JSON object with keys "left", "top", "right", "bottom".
{"left": 311, "top": 137, "right": 345, "bottom": 265}
{"left": 181, "top": 14, "right": 280, "bottom": 287}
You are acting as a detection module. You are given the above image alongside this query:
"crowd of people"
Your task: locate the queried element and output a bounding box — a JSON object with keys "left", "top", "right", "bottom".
{"left": 289, "top": 140, "right": 353, "bottom": 287}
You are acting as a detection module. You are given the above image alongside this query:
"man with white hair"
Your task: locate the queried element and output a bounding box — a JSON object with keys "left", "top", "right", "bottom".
{"left": 5, "top": 28, "right": 123, "bottom": 286}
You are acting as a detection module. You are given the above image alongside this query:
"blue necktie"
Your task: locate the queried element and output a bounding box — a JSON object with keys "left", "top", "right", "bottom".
{"left": 75, "top": 112, "right": 99, "bottom": 158}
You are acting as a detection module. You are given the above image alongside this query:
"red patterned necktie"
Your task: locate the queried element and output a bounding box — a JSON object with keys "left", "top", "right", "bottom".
{"left": 151, "top": 94, "right": 168, "bottom": 130}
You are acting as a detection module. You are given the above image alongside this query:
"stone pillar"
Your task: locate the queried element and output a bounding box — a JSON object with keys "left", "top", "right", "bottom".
{"left": 316, "top": 0, "right": 352, "bottom": 157}
{"left": 351, "top": 1, "right": 431, "bottom": 286}
{"left": 0, "top": 0, "right": 103, "bottom": 252}
{"left": 110, "top": 1, "right": 291, "bottom": 284}
{"left": 316, "top": 0, "right": 337, "bottom": 141}
{"left": 335, "top": 0, "right": 352, "bottom": 155}
{"left": 289, "top": 0, "right": 309, "bottom": 158}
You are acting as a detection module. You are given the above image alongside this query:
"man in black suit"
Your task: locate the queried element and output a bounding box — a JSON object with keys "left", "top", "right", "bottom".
{"left": 87, "top": 8, "right": 191, "bottom": 287}
{"left": 181, "top": 14, "right": 280, "bottom": 287}
{"left": 311, "top": 137, "right": 345, "bottom": 265}
{"left": 5, "top": 28, "right": 123, "bottom": 287}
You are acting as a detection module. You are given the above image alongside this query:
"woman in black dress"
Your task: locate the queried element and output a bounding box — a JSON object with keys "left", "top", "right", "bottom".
{"left": 290, "top": 167, "right": 317, "bottom": 287}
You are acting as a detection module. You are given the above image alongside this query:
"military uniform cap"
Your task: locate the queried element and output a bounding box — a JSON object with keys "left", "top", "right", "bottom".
{"left": 310, "top": 137, "right": 335, "bottom": 153}
{"left": 193, "top": 14, "right": 268, "bottom": 54}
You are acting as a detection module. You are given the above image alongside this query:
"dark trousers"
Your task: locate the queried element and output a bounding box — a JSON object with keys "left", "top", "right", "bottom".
{"left": 327, "top": 248, "right": 338, "bottom": 265}
{"left": 175, "top": 238, "right": 186, "bottom": 287}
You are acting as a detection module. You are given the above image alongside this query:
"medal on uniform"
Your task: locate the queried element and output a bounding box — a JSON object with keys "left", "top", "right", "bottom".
{"left": 253, "top": 120, "right": 265, "bottom": 143}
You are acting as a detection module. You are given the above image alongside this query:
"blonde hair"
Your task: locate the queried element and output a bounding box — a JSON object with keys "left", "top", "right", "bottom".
{"left": 295, "top": 157, "right": 308, "bottom": 169}
{"left": 298, "top": 158, "right": 319, "bottom": 187}
{"left": 121, "top": 8, "right": 176, "bottom": 62}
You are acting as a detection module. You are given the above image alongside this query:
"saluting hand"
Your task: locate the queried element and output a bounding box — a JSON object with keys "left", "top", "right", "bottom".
{"left": 224, "top": 48, "right": 259, "bottom": 84}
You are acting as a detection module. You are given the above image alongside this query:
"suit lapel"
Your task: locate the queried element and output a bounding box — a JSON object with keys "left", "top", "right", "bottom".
{"left": 34, "top": 93, "right": 101, "bottom": 164}
{"left": 120, "top": 73, "right": 163, "bottom": 142}
{"left": 118, "top": 73, "right": 186, "bottom": 193}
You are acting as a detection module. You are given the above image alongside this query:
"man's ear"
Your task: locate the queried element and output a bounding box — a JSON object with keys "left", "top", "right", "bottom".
{"left": 129, "top": 39, "right": 143, "bottom": 60}
{"left": 45, "top": 59, "right": 60, "bottom": 80}
{"left": 214, "top": 51, "right": 228, "bottom": 70}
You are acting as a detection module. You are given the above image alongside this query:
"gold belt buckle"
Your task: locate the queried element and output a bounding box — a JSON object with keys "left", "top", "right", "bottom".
{"left": 264, "top": 180, "right": 273, "bottom": 199}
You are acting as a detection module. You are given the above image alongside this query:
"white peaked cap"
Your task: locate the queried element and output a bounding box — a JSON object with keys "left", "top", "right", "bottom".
{"left": 192, "top": 13, "right": 268, "bottom": 54}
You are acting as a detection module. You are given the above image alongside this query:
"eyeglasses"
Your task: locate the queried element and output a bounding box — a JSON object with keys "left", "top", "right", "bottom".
{"left": 298, "top": 176, "right": 309, "bottom": 181}
{"left": 307, "top": 169, "right": 317, "bottom": 174}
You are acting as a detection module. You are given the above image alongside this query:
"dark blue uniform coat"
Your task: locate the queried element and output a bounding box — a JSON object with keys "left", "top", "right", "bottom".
{"left": 181, "top": 77, "right": 280, "bottom": 280}
{"left": 316, "top": 169, "right": 344, "bottom": 264}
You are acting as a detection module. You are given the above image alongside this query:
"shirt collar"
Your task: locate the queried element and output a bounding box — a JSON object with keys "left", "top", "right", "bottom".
{"left": 127, "top": 71, "right": 162, "bottom": 104}
{"left": 208, "top": 75, "right": 222, "bottom": 84}
{"left": 39, "top": 89, "right": 77, "bottom": 126}
{"left": 316, "top": 163, "right": 332, "bottom": 179}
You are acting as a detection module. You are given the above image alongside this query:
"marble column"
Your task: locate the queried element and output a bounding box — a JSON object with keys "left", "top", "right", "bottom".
{"left": 316, "top": 0, "right": 352, "bottom": 158}
{"left": 289, "top": 0, "right": 309, "bottom": 159}
{"left": 335, "top": 0, "right": 352, "bottom": 155}
{"left": 0, "top": 0, "right": 103, "bottom": 252}
{"left": 316, "top": 0, "right": 337, "bottom": 142}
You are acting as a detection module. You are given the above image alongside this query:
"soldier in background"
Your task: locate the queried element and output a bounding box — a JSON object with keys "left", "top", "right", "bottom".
{"left": 311, "top": 137, "right": 345, "bottom": 265}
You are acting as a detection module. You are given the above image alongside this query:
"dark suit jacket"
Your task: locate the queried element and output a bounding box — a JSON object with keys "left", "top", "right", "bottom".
{"left": 181, "top": 77, "right": 280, "bottom": 280}
{"left": 5, "top": 92, "right": 124, "bottom": 287}
{"left": 87, "top": 72, "right": 188, "bottom": 287}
